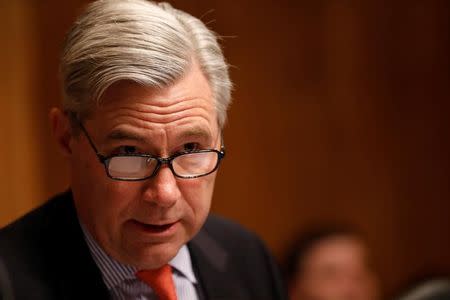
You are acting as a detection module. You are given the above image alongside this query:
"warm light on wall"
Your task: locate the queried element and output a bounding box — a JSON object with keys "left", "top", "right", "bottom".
{"left": 0, "top": 2, "right": 44, "bottom": 226}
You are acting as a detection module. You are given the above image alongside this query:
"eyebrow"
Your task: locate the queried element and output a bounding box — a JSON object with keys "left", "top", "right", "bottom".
{"left": 175, "top": 127, "right": 213, "bottom": 142}
{"left": 106, "top": 129, "right": 147, "bottom": 143}
{"left": 105, "top": 127, "right": 213, "bottom": 144}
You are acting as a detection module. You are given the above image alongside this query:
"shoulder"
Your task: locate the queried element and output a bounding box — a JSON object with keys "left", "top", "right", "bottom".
{"left": 202, "top": 214, "right": 257, "bottom": 241}
{"left": 193, "top": 214, "right": 288, "bottom": 299}
{"left": 0, "top": 191, "right": 72, "bottom": 250}
{"left": 0, "top": 193, "right": 72, "bottom": 263}
{"left": 0, "top": 191, "right": 98, "bottom": 299}
{"left": 201, "top": 214, "right": 274, "bottom": 263}
{"left": 201, "top": 214, "right": 274, "bottom": 255}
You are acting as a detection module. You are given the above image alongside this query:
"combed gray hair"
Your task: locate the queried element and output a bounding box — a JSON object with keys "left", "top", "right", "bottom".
{"left": 61, "top": 0, "right": 232, "bottom": 128}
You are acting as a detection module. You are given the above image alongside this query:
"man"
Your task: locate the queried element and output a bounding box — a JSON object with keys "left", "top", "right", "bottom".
{"left": 282, "top": 227, "right": 379, "bottom": 300}
{"left": 0, "top": 0, "right": 286, "bottom": 299}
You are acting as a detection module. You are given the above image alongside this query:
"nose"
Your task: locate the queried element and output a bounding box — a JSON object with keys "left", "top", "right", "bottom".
{"left": 142, "top": 165, "right": 181, "bottom": 208}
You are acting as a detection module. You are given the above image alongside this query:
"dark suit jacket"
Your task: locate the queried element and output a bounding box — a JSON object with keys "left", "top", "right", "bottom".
{"left": 0, "top": 191, "right": 286, "bottom": 300}
{"left": 0, "top": 256, "right": 14, "bottom": 300}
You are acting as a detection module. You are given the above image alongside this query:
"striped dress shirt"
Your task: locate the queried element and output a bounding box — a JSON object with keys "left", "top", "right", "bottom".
{"left": 81, "top": 224, "right": 199, "bottom": 300}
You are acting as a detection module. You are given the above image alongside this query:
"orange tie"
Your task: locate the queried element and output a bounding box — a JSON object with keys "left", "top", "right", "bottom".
{"left": 136, "top": 265, "right": 177, "bottom": 300}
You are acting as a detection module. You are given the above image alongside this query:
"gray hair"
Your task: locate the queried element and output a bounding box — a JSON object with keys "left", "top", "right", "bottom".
{"left": 60, "top": 0, "right": 232, "bottom": 128}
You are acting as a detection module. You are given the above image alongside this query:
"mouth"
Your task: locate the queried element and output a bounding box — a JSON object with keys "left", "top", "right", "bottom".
{"left": 131, "top": 220, "right": 178, "bottom": 234}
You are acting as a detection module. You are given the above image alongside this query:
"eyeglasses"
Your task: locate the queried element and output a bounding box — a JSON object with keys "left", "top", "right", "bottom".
{"left": 77, "top": 122, "right": 225, "bottom": 181}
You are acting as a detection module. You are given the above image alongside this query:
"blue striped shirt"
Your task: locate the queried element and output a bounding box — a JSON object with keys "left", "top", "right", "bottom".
{"left": 80, "top": 223, "right": 199, "bottom": 300}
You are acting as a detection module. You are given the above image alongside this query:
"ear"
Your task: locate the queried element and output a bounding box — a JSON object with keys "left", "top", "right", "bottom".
{"left": 49, "top": 108, "right": 73, "bottom": 157}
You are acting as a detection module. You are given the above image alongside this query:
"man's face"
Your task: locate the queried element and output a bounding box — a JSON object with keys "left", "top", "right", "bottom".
{"left": 68, "top": 62, "right": 219, "bottom": 269}
{"left": 290, "top": 236, "right": 378, "bottom": 300}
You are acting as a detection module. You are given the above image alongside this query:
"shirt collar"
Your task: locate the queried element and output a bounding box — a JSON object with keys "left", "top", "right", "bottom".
{"left": 170, "top": 244, "right": 197, "bottom": 283}
{"left": 80, "top": 222, "right": 197, "bottom": 290}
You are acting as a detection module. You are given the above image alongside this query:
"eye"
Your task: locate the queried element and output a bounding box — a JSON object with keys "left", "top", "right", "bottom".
{"left": 183, "top": 142, "right": 200, "bottom": 152}
{"left": 114, "top": 145, "right": 138, "bottom": 155}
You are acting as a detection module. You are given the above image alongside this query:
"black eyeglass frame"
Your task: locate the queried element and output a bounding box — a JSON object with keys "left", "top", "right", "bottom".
{"left": 77, "top": 121, "right": 225, "bottom": 181}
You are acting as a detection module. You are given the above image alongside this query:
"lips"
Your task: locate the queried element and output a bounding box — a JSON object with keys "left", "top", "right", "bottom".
{"left": 131, "top": 220, "right": 177, "bottom": 234}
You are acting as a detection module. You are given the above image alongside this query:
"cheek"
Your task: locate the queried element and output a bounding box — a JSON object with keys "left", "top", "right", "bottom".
{"left": 70, "top": 149, "right": 137, "bottom": 230}
{"left": 180, "top": 175, "right": 216, "bottom": 223}
{"left": 102, "top": 179, "right": 152, "bottom": 224}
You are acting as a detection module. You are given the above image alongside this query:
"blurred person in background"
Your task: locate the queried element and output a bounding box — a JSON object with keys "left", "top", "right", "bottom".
{"left": 396, "top": 277, "right": 450, "bottom": 300}
{"left": 282, "top": 226, "right": 380, "bottom": 300}
{"left": 0, "top": 0, "right": 286, "bottom": 299}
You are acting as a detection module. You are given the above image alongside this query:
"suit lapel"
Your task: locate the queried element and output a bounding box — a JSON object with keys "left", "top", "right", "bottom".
{"left": 188, "top": 228, "right": 247, "bottom": 300}
{"left": 44, "top": 191, "right": 110, "bottom": 299}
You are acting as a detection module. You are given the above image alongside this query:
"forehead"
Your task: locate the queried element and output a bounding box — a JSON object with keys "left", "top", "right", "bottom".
{"left": 87, "top": 63, "right": 218, "bottom": 141}
{"left": 99, "top": 61, "right": 214, "bottom": 113}
{"left": 305, "top": 236, "right": 368, "bottom": 268}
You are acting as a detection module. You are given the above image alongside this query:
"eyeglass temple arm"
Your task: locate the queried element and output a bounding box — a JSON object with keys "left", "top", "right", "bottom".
{"left": 72, "top": 117, "right": 107, "bottom": 163}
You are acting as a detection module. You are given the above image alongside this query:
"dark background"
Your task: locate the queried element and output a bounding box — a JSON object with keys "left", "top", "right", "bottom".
{"left": 1, "top": 1, "right": 449, "bottom": 297}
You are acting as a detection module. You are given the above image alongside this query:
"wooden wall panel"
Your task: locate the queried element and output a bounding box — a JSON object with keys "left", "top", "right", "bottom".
{"left": 0, "top": 1, "right": 43, "bottom": 226}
